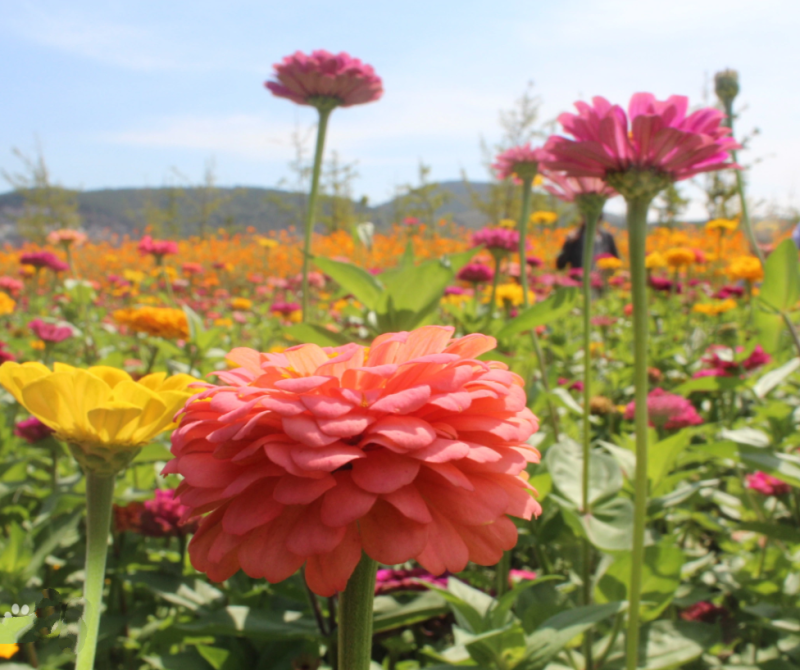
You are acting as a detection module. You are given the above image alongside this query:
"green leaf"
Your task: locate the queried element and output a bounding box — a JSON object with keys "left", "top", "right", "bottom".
{"left": 759, "top": 239, "right": 800, "bottom": 312}
{"left": 283, "top": 323, "right": 352, "bottom": 347}
{"left": 496, "top": 288, "right": 578, "bottom": 339}
{"left": 24, "top": 508, "right": 83, "bottom": 581}
{"left": 559, "top": 496, "right": 634, "bottom": 552}
{"left": 753, "top": 358, "right": 800, "bottom": 399}
{"left": 196, "top": 646, "right": 230, "bottom": 670}
{"left": 372, "top": 591, "right": 448, "bottom": 633}
{"left": 144, "top": 651, "right": 212, "bottom": 670}
{"left": 545, "top": 438, "right": 622, "bottom": 508}
{"left": 425, "top": 578, "right": 495, "bottom": 634}
{"left": 313, "top": 257, "right": 384, "bottom": 310}
{"left": 519, "top": 602, "right": 626, "bottom": 670}
{"left": 176, "top": 606, "right": 320, "bottom": 640}
{"left": 0, "top": 522, "right": 32, "bottom": 576}
{"left": 672, "top": 375, "right": 744, "bottom": 395}
{"left": 0, "top": 614, "right": 36, "bottom": 644}
{"left": 604, "top": 620, "right": 717, "bottom": 670}
{"left": 127, "top": 572, "right": 225, "bottom": 612}
{"left": 720, "top": 427, "right": 770, "bottom": 447}
{"left": 182, "top": 303, "right": 206, "bottom": 341}
{"left": 648, "top": 430, "right": 692, "bottom": 492}
{"left": 596, "top": 539, "right": 685, "bottom": 622}
{"left": 754, "top": 307, "right": 785, "bottom": 355}
{"left": 738, "top": 521, "right": 800, "bottom": 544}
{"left": 379, "top": 258, "right": 455, "bottom": 320}
{"left": 487, "top": 575, "right": 564, "bottom": 630}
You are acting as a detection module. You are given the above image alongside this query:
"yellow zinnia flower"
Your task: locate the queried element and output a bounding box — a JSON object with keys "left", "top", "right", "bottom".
{"left": 727, "top": 255, "right": 763, "bottom": 282}
{"left": 706, "top": 217, "right": 738, "bottom": 232}
{"left": 664, "top": 247, "right": 696, "bottom": 268}
{"left": 0, "top": 292, "right": 16, "bottom": 316}
{"left": 498, "top": 218, "right": 517, "bottom": 230}
{"left": 492, "top": 283, "right": 525, "bottom": 307}
{"left": 113, "top": 307, "right": 190, "bottom": 340}
{"left": 530, "top": 211, "right": 558, "bottom": 225}
{"left": 256, "top": 236, "right": 278, "bottom": 249}
{"left": 645, "top": 252, "right": 667, "bottom": 269}
{"left": 596, "top": 256, "right": 623, "bottom": 271}
{"left": 231, "top": 297, "right": 252, "bottom": 311}
{"left": 693, "top": 299, "right": 737, "bottom": 316}
{"left": 0, "top": 644, "right": 19, "bottom": 659}
{"left": 0, "top": 362, "right": 195, "bottom": 475}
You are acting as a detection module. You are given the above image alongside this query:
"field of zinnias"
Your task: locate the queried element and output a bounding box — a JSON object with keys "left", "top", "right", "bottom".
{"left": 1, "top": 50, "right": 800, "bottom": 670}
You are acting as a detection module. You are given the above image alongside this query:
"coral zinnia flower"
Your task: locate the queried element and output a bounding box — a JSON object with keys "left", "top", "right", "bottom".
{"left": 0, "top": 363, "right": 195, "bottom": 474}
{"left": 113, "top": 307, "right": 190, "bottom": 340}
{"left": 265, "top": 50, "right": 383, "bottom": 109}
{"left": 165, "top": 326, "right": 541, "bottom": 596}
{"left": 492, "top": 144, "right": 548, "bottom": 182}
{"left": 138, "top": 236, "right": 179, "bottom": 258}
{"left": 543, "top": 93, "right": 739, "bottom": 186}
{"left": 48, "top": 229, "right": 87, "bottom": 247}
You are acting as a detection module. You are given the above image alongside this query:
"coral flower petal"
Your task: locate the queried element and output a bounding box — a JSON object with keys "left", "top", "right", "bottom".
{"left": 360, "top": 499, "right": 428, "bottom": 565}
{"left": 351, "top": 451, "right": 420, "bottom": 493}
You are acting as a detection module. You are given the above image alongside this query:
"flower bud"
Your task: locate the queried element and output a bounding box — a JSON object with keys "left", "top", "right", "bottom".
{"left": 714, "top": 69, "right": 740, "bottom": 109}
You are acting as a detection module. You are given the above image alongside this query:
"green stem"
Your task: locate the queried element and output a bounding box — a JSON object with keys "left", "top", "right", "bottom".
{"left": 596, "top": 612, "right": 625, "bottom": 670}
{"left": 338, "top": 552, "right": 377, "bottom": 670}
{"left": 301, "top": 107, "right": 333, "bottom": 323}
{"left": 723, "top": 100, "right": 764, "bottom": 266}
{"left": 530, "top": 329, "right": 560, "bottom": 441}
{"left": 75, "top": 471, "right": 116, "bottom": 670}
{"left": 495, "top": 549, "right": 511, "bottom": 598}
{"left": 580, "top": 210, "right": 600, "bottom": 670}
{"left": 625, "top": 195, "right": 654, "bottom": 670}
{"left": 518, "top": 176, "right": 533, "bottom": 307}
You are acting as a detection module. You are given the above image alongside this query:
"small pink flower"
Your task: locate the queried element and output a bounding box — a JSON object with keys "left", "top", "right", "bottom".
{"left": 28, "top": 319, "right": 73, "bottom": 344}
{"left": 0, "top": 277, "right": 23, "bottom": 295}
{"left": 457, "top": 263, "right": 495, "bottom": 284}
{"left": 747, "top": 472, "right": 790, "bottom": 497}
{"left": 493, "top": 144, "right": 548, "bottom": 182}
{"left": 473, "top": 227, "right": 520, "bottom": 253}
{"left": 375, "top": 568, "right": 448, "bottom": 595}
{"left": 509, "top": 569, "right": 537, "bottom": 586}
{"left": 714, "top": 285, "right": 744, "bottom": 299}
{"left": 624, "top": 388, "right": 702, "bottom": 430}
{"left": 680, "top": 601, "right": 727, "bottom": 623}
{"left": 140, "top": 489, "right": 198, "bottom": 537}
{"left": 527, "top": 256, "right": 544, "bottom": 268}
{"left": 47, "top": 229, "right": 87, "bottom": 247}
{"left": 266, "top": 50, "right": 383, "bottom": 108}
{"left": 270, "top": 301, "right": 301, "bottom": 316}
{"left": 14, "top": 416, "right": 54, "bottom": 443}
{"left": 182, "top": 263, "right": 204, "bottom": 276}
{"left": 20, "top": 252, "right": 68, "bottom": 273}
{"left": 138, "top": 236, "right": 178, "bottom": 258}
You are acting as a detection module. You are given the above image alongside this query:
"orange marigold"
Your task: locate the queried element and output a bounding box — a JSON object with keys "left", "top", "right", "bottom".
{"left": 113, "top": 307, "right": 189, "bottom": 339}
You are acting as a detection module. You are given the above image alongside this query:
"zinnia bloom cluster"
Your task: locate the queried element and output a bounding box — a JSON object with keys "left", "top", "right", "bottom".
{"left": 692, "top": 299, "right": 737, "bottom": 316}
{"left": 29, "top": 318, "right": 73, "bottom": 343}
{"left": 165, "top": 326, "right": 541, "bottom": 596}
{"left": 623, "top": 388, "right": 702, "bottom": 430}
{"left": 693, "top": 344, "right": 770, "bottom": 378}
{"left": 265, "top": 50, "right": 383, "bottom": 108}
{"left": 113, "top": 307, "right": 189, "bottom": 340}
{"left": 20, "top": 251, "right": 69, "bottom": 273}
{"left": 543, "top": 93, "right": 739, "bottom": 183}
{"left": 472, "top": 227, "right": 521, "bottom": 253}
{"left": 747, "top": 471, "right": 790, "bottom": 497}
{"left": 492, "top": 144, "right": 548, "bottom": 182}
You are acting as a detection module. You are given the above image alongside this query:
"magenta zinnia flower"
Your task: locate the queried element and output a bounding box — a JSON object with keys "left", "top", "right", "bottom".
{"left": 624, "top": 388, "right": 702, "bottom": 430}
{"left": 472, "top": 227, "right": 520, "bottom": 253}
{"left": 266, "top": 50, "right": 383, "bottom": 109}
{"left": 492, "top": 144, "right": 548, "bottom": 182}
{"left": 543, "top": 93, "right": 739, "bottom": 184}
{"left": 457, "top": 263, "right": 494, "bottom": 284}
{"left": 14, "top": 416, "right": 54, "bottom": 443}
{"left": 747, "top": 471, "right": 790, "bottom": 497}
{"left": 20, "top": 251, "right": 68, "bottom": 273}
{"left": 542, "top": 170, "right": 617, "bottom": 201}
{"left": 138, "top": 236, "right": 178, "bottom": 258}
{"left": 140, "top": 489, "right": 198, "bottom": 538}
{"left": 28, "top": 319, "right": 73, "bottom": 344}
{"left": 375, "top": 568, "right": 448, "bottom": 595}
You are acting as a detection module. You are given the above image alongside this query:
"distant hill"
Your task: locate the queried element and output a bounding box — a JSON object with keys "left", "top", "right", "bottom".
{"left": 0, "top": 180, "right": 624, "bottom": 243}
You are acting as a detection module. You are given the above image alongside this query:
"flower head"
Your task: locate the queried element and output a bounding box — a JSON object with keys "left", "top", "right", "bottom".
{"left": 138, "top": 236, "right": 179, "bottom": 258}
{"left": 681, "top": 601, "right": 727, "bottom": 623}
{"left": 596, "top": 254, "right": 623, "bottom": 271}
{"left": 270, "top": 301, "right": 302, "bottom": 317}
{"left": 705, "top": 217, "right": 738, "bottom": 233}
{"left": 375, "top": 568, "right": 448, "bottom": 595}
{"left": 530, "top": 211, "right": 559, "bottom": 225}
{"left": 0, "top": 292, "right": 15, "bottom": 316}
{"left": 266, "top": 50, "right": 383, "bottom": 109}
{"left": 472, "top": 227, "right": 520, "bottom": 253}
{"left": 727, "top": 255, "right": 763, "bottom": 282}
{"left": 492, "top": 144, "right": 548, "bottom": 182}
{"left": 0, "top": 277, "right": 23, "bottom": 296}
{"left": 14, "top": 416, "right": 55, "bottom": 443}
{"left": 692, "top": 299, "right": 737, "bottom": 316}
{"left": 747, "top": 471, "right": 790, "bottom": 496}
{"left": 542, "top": 171, "right": 617, "bottom": 202}
{"left": 20, "top": 251, "right": 68, "bottom": 273}
{"left": 28, "top": 319, "right": 73, "bottom": 344}
{"left": 457, "top": 263, "right": 494, "bottom": 284}
{"left": 0, "top": 363, "right": 195, "bottom": 474}
{"left": 645, "top": 252, "right": 667, "bottom": 269}
{"left": 140, "top": 489, "right": 198, "bottom": 537}
{"left": 624, "top": 388, "right": 702, "bottom": 430}
{"left": 664, "top": 247, "right": 696, "bottom": 268}
{"left": 543, "top": 93, "right": 739, "bottom": 194}
{"left": 492, "top": 283, "right": 525, "bottom": 307}
{"left": 48, "top": 229, "right": 87, "bottom": 247}
{"left": 165, "top": 326, "right": 541, "bottom": 596}
{"left": 113, "top": 307, "right": 189, "bottom": 340}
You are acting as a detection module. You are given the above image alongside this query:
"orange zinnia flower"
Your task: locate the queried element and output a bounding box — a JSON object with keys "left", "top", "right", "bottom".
{"left": 113, "top": 307, "right": 189, "bottom": 339}
{"left": 165, "top": 326, "right": 541, "bottom": 596}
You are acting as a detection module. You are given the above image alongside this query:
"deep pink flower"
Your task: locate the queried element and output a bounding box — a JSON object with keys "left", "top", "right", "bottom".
{"left": 747, "top": 472, "right": 791, "bottom": 497}
{"left": 403, "top": 217, "right": 422, "bottom": 227}
{"left": 543, "top": 93, "right": 739, "bottom": 182}
{"left": 270, "top": 301, "right": 301, "bottom": 316}
{"left": 713, "top": 285, "right": 744, "bottom": 300}
{"left": 649, "top": 276, "right": 683, "bottom": 293}
{"left": 444, "top": 286, "right": 467, "bottom": 296}
{"left": 542, "top": 170, "right": 617, "bottom": 201}
{"left": 14, "top": 416, "right": 54, "bottom": 443}
{"left": 743, "top": 346, "right": 771, "bottom": 370}
{"left": 697, "top": 345, "right": 771, "bottom": 377}
{"left": 265, "top": 50, "right": 383, "bottom": 108}
{"left": 20, "top": 252, "right": 68, "bottom": 273}
{"left": 0, "top": 277, "right": 23, "bottom": 295}
{"left": 591, "top": 316, "right": 618, "bottom": 327}
{"left": 492, "top": 144, "right": 548, "bottom": 182}
{"left": 141, "top": 489, "right": 198, "bottom": 538}
{"left": 0, "top": 343, "right": 16, "bottom": 364}
{"left": 509, "top": 569, "right": 537, "bottom": 586}
{"left": 138, "top": 236, "right": 178, "bottom": 258}
{"left": 693, "top": 249, "right": 707, "bottom": 264}
{"left": 680, "top": 601, "right": 727, "bottom": 623}
{"left": 28, "top": 319, "right": 73, "bottom": 343}
{"left": 164, "top": 327, "right": 541, "bottom": 596}
{"left": 457, "top": 263, "right": 495, "bottom": 284}
{"left": 527, "top": 256, "right": 544, "bottom": 268}
{"left": 472, "top": 227, "right": 520, "bottom": 253}
{"left": 624, "top": 388, "right": 702, "bottom": 430}
{"left": 375, "top": 568, "right": 448, "bottom": 595}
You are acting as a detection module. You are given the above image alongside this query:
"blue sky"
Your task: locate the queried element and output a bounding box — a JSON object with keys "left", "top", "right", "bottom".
{"left": 1, "top": 0, "right": 797, "bottom": 218}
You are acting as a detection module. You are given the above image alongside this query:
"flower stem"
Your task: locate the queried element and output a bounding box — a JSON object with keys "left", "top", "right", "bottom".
{"left": 301, "top": 107, "right": 333, "bottom": 323}
{"left": 495, "top": 548, "right": 511, "bottom": 598}
{"left": 625, "top": 194, "right": 654, "bottom": 670}
{"left": 75, "top": 471, "right": 116, "bottom": 670}
{"left": 580, "top": 209, "right": 600, "bottom": 670}
{"left": 518, "top": 176, "right": 533, "bottom": 307}
{"left": 338, "top": 552, "right": 377, "bottom": 670}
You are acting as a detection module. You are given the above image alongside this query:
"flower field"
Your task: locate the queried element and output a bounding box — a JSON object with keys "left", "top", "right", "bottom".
{"left": 1, "top": 54, "right": 800, "bottom": 670}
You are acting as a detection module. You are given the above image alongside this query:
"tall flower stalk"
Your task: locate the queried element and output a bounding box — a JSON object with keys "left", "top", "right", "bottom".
{"left": 338, "top": 554, "right": 378, "bottom": 670}
{"left": 545, "top": 92, "right": 739, "bottom": 670}
{"left": 265, "top": 50, "right": 383, "bottom": 322}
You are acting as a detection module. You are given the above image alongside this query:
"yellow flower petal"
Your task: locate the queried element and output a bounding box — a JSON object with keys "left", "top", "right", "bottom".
{"left": 0, "top": 362, "right": 50, "bottom": 405}
{"left": 88, "top": 366, "right": 132, "bottom": 389}
{"left": 20, "top": 374, "right": 81, "bottom": 433}
{"left": 137, "top": 372, "right": 167, "bottom": 390}
{"left": 87, "top": 402, "right": 143, "bottom": 443}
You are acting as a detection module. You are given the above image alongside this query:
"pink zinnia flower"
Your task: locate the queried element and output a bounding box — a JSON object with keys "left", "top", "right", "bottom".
{"left": 165, "top": 326, "right": 541, "bottom": 596}
{"left": 265, "top": 50, "right": 383, "bottom": 108}
{"left": 542, "top": 170, "right": 617, "bottom": 201}
{"left": 543, "top": 93, "right": 739, "bottom": 183}
{"left": 0, "top": 277, "right": 23, "bottom": 295}
{"left": 457, "top": 263, "right": 494, "bottom": 284}
{"left": 140, "top": 489, "right": 198, "bottom": 538}
{"left": 680, "top": 601, "right": 727, "bottom": 623}
{"left": 713, "top": 285, "right": 744, "bottom": 300}
{"left": 526, "top": 256, "right": 544, "bottom": 268}
{"left": 624, "top": 388, "right": 702, "bottom": 430}
{"left": 509, "top": 569, "right": 537, "bottom": 586}
{"left": 492, "top": 144, "right": 548, "bottom": 182}
{"left": 28, "top": 319, "right": 73, "bottom": 344}
{"left": 472, "top": 227, "right": 520, "bottom": 253}
{"left": 270, "top": 301, "right": 302, "bottom": 317}
{"left": 20, "top": 251, "right": 68, "bottom": 273}
{"left": 47, "top": 229, "right": 87, "bottom": 247}
{"left": 747, "top": 471, "right": 790, "bottom": 497}
{"left": 182, "top": 262, "right": 204, "bottom": 276}
{"left": 14, "top": 416, "right": 54, "bottom": 443}
{"left": 138, "top": 236, "right": 179, "bottom": 258}
{"left": 649, "top": 276, "right": 682, "bottom": 293}
{"left": 375, "top": 568, "right": 448, "bottom": 595}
